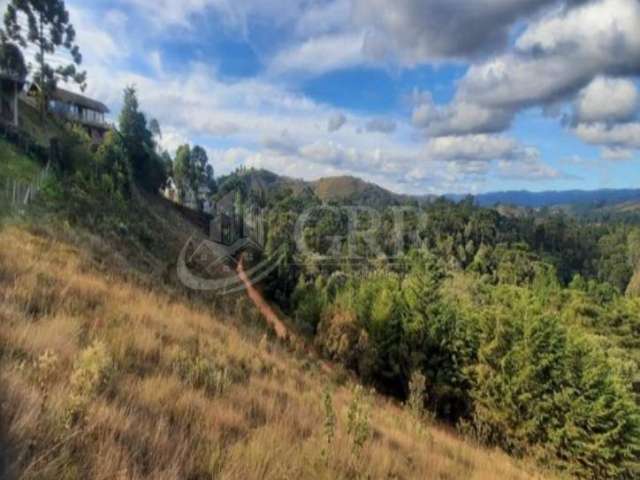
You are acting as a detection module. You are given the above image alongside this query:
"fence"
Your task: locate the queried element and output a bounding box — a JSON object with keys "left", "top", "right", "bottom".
{"left": 1, "top": 166, "right": 49, "bottom": 211}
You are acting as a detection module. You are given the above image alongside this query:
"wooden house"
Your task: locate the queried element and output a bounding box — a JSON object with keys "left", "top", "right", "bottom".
{"left": 28, "top": 84, "right": 110, "bottom": 142}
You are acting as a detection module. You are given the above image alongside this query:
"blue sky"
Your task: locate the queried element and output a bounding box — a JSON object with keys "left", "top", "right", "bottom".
{"left": 6, "top": 0, "right": 640, "bottom": 194}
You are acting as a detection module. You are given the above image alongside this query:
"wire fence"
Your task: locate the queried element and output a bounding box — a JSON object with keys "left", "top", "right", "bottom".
{"left": 1, "top": 164, "right": 49, "bottom": 212}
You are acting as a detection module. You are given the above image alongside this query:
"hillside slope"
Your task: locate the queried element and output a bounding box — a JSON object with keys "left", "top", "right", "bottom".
{"left": 310, "top": 176, "right": 402, "bottom": 206}
{"left": 0, "top": 219, "right": 550, "bottom": 479}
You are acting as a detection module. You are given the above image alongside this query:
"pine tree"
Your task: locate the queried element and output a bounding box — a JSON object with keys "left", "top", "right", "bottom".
{"left": 4, "top": 0, "right": 86, "bottom": 103}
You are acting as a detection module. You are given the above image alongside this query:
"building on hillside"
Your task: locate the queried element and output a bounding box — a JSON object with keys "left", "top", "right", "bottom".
{"left": 198, "top": 185, "right": 214, "bottom": 214}
{"left": 27, "top": 84, "right": 110, "bottom": 143}
{"left": 209, "top": 191, "right": 265, "bottom": 248}
{"left": 0, "top": 70, "right": 25, "bottom": 128}
{"left": 162, "top": 176, "right": 215, "bottom": 213}
{"left": 162, "top": 177, "right": 179, "bottom": 202}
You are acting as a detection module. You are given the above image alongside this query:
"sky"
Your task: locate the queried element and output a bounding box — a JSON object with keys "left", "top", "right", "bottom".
{"left": 4, "top": 0, "right": 640, "bottom": 195}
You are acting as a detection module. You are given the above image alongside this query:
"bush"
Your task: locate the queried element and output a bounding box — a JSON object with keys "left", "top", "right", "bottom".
{"left": 469, "top": 297, "right": 640, "bottom": 478}
{"left": 172, "top": 349, "right": 234, "bottom": 396}
{"left": 346, "top": 385, "right": 371, "bottom": 457}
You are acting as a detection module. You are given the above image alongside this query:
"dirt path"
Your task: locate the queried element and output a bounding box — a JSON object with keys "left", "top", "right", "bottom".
{"left": 236, "top": 257, "right": 335, "bottom": 374}
{"left": 236, "top": 258, "right": 290, "bottom": 341}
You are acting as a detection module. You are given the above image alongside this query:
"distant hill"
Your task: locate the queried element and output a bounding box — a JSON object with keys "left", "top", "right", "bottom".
{"left": 456, "top": 189, "right": 640, "bottom": 208}
{"left": 310, "top": 176, "right": 404, "bottom": 207}
{"left": 219, "top": 169, "right": 640, "bottom": 211}
{"left": 217, "top": 170, "right": 406, "bottom": 207}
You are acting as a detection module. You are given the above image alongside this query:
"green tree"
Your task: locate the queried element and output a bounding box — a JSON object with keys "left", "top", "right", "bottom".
{"left": 205, "top": 163, "right": 216, "bottom": 194}
{"left": 118, "top": 86, "right": 166, "bottom": 192}
{"left": 4, "top": 0, "right": 86, "bottom": 99}
{"left": 173, "top": 144, "right": 192, "bottom": 203}
{"left": 161, "top": 150, "right": 173, "bottom": 178}
{"left": 95, "top": 131, "right": 129, "bottom": 195}
{"left": 148, "top": 118, "right": 161, "bottom": 140}
{"left": 191, "top": 145, "right": 208, "bottom": 184}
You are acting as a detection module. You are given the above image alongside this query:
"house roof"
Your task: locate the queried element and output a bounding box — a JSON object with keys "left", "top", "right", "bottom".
{"left": 50, "top": 88, "right": 110, "bottom": 114}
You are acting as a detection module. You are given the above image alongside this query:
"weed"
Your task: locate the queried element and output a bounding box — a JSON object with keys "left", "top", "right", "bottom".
{"left": 346, "top": 385, "right": 371, "bottom": 458}
{"left": 321, "top": 387, "right": 336, "bottom": 464}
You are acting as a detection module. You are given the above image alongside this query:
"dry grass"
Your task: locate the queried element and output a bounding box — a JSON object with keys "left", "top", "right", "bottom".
{"left": 0, "top": 225, "right": 554, "bottom": 480}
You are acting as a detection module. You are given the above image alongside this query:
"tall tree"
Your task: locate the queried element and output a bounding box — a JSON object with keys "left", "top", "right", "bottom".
{"left": 3, "top": 0, "right": 86, "bottom": 98}
{"left": 148, "top": 118, "right": 161, "bottom": 140}
{"left": 173, "top": 144, "right": 192, "bottom": 203}
{"left": 161, "top": 150, "right": 173, "bottom": 178}
{"left": 118, "top": 86, "right": 165, "bottom": 192}
{"left": 205, "top": 163, "right": 216, "bottom": 194}
{"left": 191, "top": 145, "right": 208, "bottom": 186}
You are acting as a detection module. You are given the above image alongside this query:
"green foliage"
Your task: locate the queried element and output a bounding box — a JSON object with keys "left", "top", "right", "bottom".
{"left": 598, "top": 229, "right": 635, "bottom": 293}
{"left": 345, "top": 385, "right": 371, "bottom": 457}
{"left": 321, "top": 387, "right": 336, "bottom": 463}
{"left": 171, "top": 343, "right": 242, "bottom": 397}
{"left": 118, "top": 86, "right": 166, "bottom": 192}
{"left": 172, "top": 143, "right": 215, "bottom": 208}
{"left": 0, "top": 138, "right": 41, "bottom": 182}
{"left": 309, "top": 236, "right": 640, "bottom": 478}
{"left": 292, "top": 276, "right": 327, "bottom": 334}
{"left": 70, "top": 341, "right": 113, "bottom": 398}
{"left": 468, "top": 294, "right": 640, "bottom": 478}
{"left": 39, "top": 124, "right": 131, "bottom": 229}
{"left": 407, "top": 370, "right": 429, "bottom": 422}
{"left": 65, "top": 340, "right": 113, "bottom": 428}
{"left": 95, "top": 131, "right": 130, "bottom": 195}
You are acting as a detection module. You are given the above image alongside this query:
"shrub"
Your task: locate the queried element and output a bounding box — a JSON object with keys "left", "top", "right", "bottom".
{"left": 346, "top": 385, "right": 371, "bottom": 458}
{"left": 469, "top": 303, "right": 640, "bottom": 478}
{"left": 70, "top": 340, "right": 113, "bottom": 398}
{"left": 65, "top": 341, "right": 113, "bottom": 428}
{"left": 321, "top": 387, "right": 336, "bottom": 463}
{"left": 407, "top": 370, "right": 430, "bottom": 422}
{"left": 172, "top": 349, "right": 233, "bottom": 396}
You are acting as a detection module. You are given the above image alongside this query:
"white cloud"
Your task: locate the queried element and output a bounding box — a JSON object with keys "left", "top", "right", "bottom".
{"left": 412, "top": 95, "right": 512, "bottom": 136}
{"left": 574, "top": 122, "right": 640, "bottom": 149}
{"left": 353, "top": 0, "right": 573, "bottom": 64}
{"left": 574, "top": 77, "right": 639, "bottom": 124}
{"left": 426, "top": 135, "right": 520, "bottom": 163}
{"left": 294, "top": 0, "right": 352, "bottom": 37}
{"left": 269, "top": 32, "right": 365, "bottom": 76}
{"left": 407, "top": 0, "right": 640, "bottom": 158}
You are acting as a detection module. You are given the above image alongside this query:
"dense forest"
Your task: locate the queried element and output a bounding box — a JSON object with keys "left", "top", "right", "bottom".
{"left": 217, "top": 169, "right": 640, "bottom": 479}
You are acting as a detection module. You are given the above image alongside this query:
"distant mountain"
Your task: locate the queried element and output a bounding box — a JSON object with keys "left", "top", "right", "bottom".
{"left": 220, "top": 169, "right": 640, "bottom": 211}
{"left": 455, "top": 189, "right": 640, "bottom": 208}
{"left": 310, "top": 176, "right": 404, "bottom": 207}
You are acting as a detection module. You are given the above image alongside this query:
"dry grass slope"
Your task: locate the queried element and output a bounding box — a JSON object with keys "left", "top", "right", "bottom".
{"left": 0, "top": 226, "right": 552, "bottom": 480}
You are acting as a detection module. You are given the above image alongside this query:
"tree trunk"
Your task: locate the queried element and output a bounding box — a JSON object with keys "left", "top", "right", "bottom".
{"left": 38, "top": 14, "right": 46, "bottom": 121}
{"left": 13, "top": 80, "right": 18, "bottom": 127}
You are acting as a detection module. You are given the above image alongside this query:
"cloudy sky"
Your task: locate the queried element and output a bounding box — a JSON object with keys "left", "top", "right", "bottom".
{"left": 6, "top": 0, "right": 640, "bottom": 194}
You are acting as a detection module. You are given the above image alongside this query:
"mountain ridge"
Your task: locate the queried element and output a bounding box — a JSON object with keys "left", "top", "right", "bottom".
{"left": 223, "top": 169, "right": 640, "bottom": 209}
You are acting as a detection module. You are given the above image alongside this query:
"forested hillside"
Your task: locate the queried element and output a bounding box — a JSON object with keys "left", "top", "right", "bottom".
{"left": 217, "top": 168, "right": 640, "bottom": 479}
